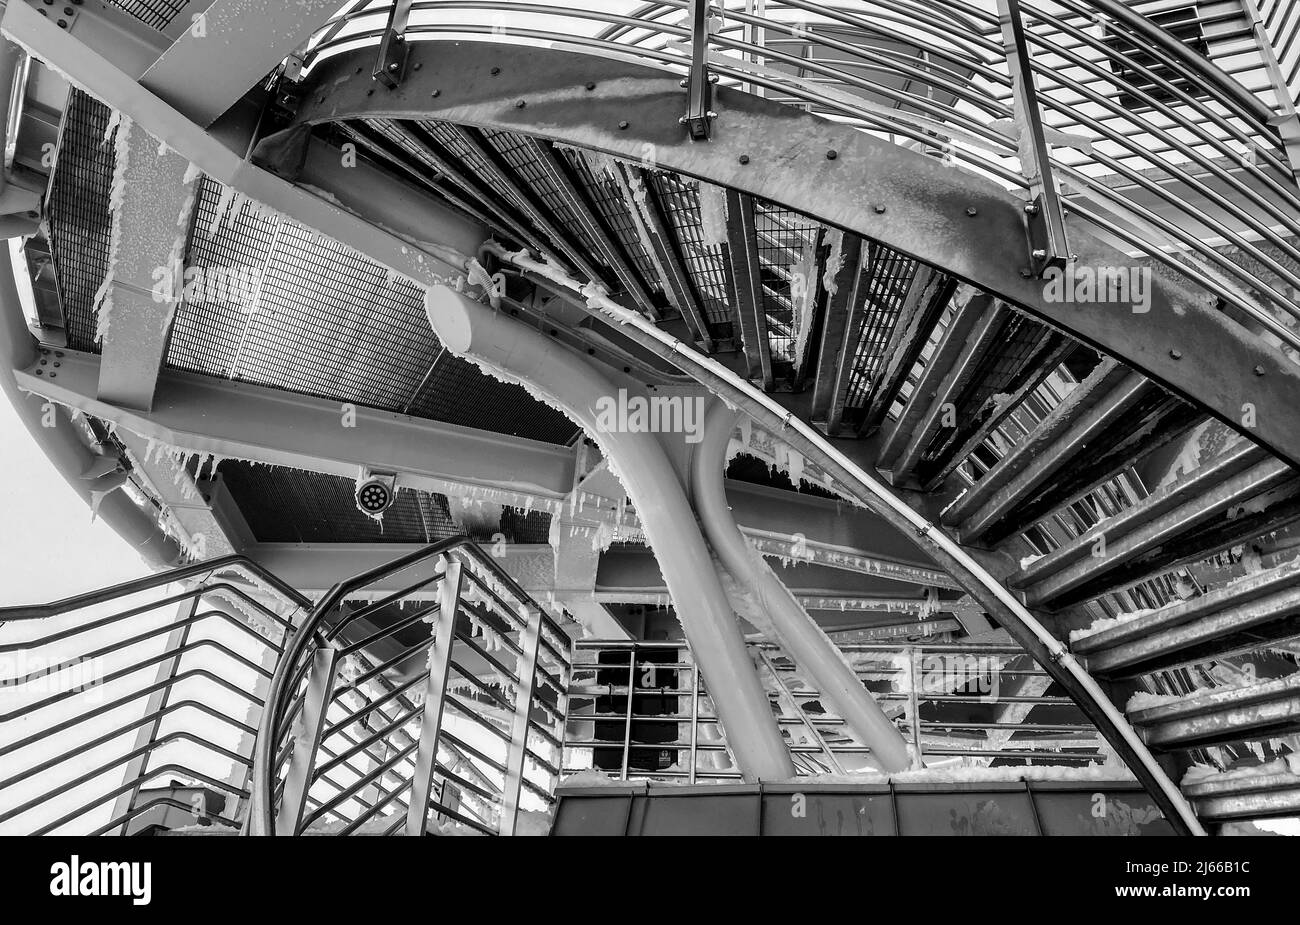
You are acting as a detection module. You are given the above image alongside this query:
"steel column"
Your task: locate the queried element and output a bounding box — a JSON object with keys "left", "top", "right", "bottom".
{"left": 499, "top": 603, "right": 542, "bottom": 835}
{"left": 405, "top": 557, "right": 461, "bottom": 835}
{"left": 276, "top": 646, "right": 340, "bottom": 836}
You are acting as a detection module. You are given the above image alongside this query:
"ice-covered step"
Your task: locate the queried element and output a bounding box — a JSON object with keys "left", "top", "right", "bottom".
{"left": 1181, "top": 758, "right": 1300, "bottom": 823}
{"left": 1071, "top": 558, "right": 1300, "bottom": 676}
{"left": 1126, "top": 672, "right": 1300, "bottom": 750}
{"left": 941, "top": 359, "right": 1145, "bottom": 543}
{"left": 1008, "top": 442, "right": 1281, "bottom": 608}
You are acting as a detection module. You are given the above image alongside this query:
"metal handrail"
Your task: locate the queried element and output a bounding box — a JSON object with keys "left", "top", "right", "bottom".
{"left": 563, "top": 639, "right": 1110, "bottom": 782}
{"left": 295, "top": 0, "right": 1300, "bottom": 356}
{"left": 248, "top": 535, "right": 572, "bottom": 836}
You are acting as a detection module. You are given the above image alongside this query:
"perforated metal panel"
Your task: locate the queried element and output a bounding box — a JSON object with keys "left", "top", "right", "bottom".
{"left": 44, "top": 90, "right": 114, "bottom": 353}
{"left": 218, "top": 462, "right": 460, "bottom": 544}
{"left": 168, "top": 179, "right": 579, "bottom": 445}
{"left": 108, "top": 0, "right": 189, "bottom": 30}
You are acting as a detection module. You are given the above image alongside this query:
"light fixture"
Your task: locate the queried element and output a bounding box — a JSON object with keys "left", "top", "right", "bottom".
{"left": 355, "top": 471, "right": 397, "bottom": 516}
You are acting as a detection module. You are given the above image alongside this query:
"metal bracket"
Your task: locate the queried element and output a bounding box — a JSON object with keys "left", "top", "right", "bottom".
{"left": 680, "top": 0, "right": 716, "bottom": 140}
{"left": 997, "top": 0, "right": 1071, "bottom": 277}
{"left": 372, "top": 0, "right": 414, "bottom": 90}
{"left": 23, "top": 0, "right": 79, "bottom": 32}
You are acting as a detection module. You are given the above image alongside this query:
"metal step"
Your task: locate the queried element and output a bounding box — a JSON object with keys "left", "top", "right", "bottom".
{"left": 942, "top": 359, "right": 1143, "bottom": 542}
{"left": 1181, "top": 762, "right": 1300, "bottom": 823}
{"left": 1128, "top": 672, "right": 1300, "bottom": 749}
{"left": 1072, "top": 558, "right": 1300, "bottom": 676}
{"left": 1009, "top": 443, "right": 1297, "bottom": 608}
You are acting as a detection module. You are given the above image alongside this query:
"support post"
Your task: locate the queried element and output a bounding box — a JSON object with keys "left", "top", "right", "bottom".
{"left": 277, "top": 646, "right": 339, "bottom": 836}
{"left": 682, "top": 0, "right": 715, "bottom": 139}
{"left": 373, "top": 0, "right": 413, "bottom": 89}
{"left": 499, "top": 603, "right": 543, "bottom": 835}
{"left": 406, "top": 556, "right": 461, "bottom": 835}
{"left": 997, "top": 0, "right": 1072, "bottom": 277}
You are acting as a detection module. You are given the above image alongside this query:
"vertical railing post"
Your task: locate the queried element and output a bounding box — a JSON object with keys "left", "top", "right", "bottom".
{"left": 688, "top": 653, "right": 700, "bottom": 784}
{"left": 499, "top": 602, "right": 543, "bottom": 836}
{"left": 110, "top": 596, "right": 197, "bottom": 834}
{"left": 682, "top": 0, "right": 716, "bottom": 139}
{"left": 907, "top": 646, "right": 925, "bottom": 770}
{"left": 996, "top": 0, "right": 1072, "bottom": 277}
{"left": 276, "top": 645, "right": 340, "bottom": 835}
{"left": 405, "top": 556, "right": 461, "bottom": 835}
{"left": 621, "top": 646, "right": 638, "bottom": 781}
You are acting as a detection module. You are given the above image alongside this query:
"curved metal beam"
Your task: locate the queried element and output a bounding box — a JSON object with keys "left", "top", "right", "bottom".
{"left": 483, "top": 243, "right": 1207, "bottom": 835}
{"left": 292, "top": 41, "right": 1300, "bottom": 469}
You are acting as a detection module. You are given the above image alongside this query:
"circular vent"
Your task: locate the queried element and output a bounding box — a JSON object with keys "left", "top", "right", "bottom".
{"left": 355, "top": 478, "right": 394, "bottom": 516}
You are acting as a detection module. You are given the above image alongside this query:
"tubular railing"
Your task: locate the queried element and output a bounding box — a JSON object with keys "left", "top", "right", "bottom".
{"left": 562, "top": 638, "right": 1111, "bottom": 782}
{"left": 297, "top": 1, "right": 1300, "bottom": 357}
{"left": 0, "top": 557, "right": 309, "bottom": 835}
{"left": 248, "top": 537, "right": 573, "bottom": 836}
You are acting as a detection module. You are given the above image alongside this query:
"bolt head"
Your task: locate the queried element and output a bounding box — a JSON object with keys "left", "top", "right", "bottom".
{"left": 826, "top": 149, "right": 838, "bottom": 160}
{"left": 1254, "top": 365, "right": 1267, "bottom": 376}
{"left": 1031, "top": 248, "right": 1047, "bottom": 260}
{"left": 872, "top": 204, "right": 885, "bottom": 214}
{"left": 965, "top": 206, "right": 978, "bottom": 216}
{"left": 738, "top": 154, "right": 750, "bottom": 165}
{"left": 1169, "top": 348, "right": 1183, "bottom": 360}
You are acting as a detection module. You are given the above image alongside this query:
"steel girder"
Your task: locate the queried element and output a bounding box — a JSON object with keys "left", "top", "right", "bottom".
{"left": 289, "top": 41, "right": 1300, "bottom": 470}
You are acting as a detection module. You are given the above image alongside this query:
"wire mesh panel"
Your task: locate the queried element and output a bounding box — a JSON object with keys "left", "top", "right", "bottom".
{"left": 44, "top": 90, "right": 115, "bottom": 354}
{"left": 648, "top": 172, "right": 735, "bottom": 338}
{"left": 167, "top": 179, "right": 579, "bottom": 445}
{"left": 107, "top": 0, "right": 190, "bottom": 30}
{"left": 842, "top": 245, "right": 921, "bottom": 412}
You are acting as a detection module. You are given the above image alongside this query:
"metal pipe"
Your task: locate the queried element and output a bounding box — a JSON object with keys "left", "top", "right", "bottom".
{"left": 692, "top": 400, "right": 911, "bottom": 772}
{"left": 424, "top": 284, "right": 794, "bottom": 780}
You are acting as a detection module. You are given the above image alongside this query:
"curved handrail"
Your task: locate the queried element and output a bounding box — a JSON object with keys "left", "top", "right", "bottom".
{"left": 0, "top": 554, "right": 312, "bottom": 621}
{"left": 248, "top": 534, "right": 560, "bottom": 836}
{"left": 482, "top": 242, "right": 1208, "bottom": 836}
{"left": 293, "top": 0, "right": 1300, "bottom": 355}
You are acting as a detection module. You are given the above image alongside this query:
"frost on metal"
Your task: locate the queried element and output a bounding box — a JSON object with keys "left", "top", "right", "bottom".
{"left": 90, "top": 110, "right": 134, "bottom": 342}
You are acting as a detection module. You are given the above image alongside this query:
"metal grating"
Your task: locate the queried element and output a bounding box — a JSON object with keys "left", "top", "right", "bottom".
{"left": 842, "top": 244, "right": 919, "bottom": 410}
{"left": 168, "top": 179, "right": 579, "bottom": 445}
{"left": 648, "top": 172, "right": 732, "bottom": 336}
{"left": 44, "top": 90, "right": 115, "bottom": 353}
{"left": 563, "top": 148, "right": 660, "bottom": 288}
{"left": 480, "top": 128, "right": 606, "bottom": 266}
{"left": 500, "top": 506, "right": 552, "bottom": 544}
{"left": 753, "top": 203, "right": 821, "bottom": 369}
{"left": 218, "top": 461, "right": 460, "bottom": 545}
{"left": 107, "top": 0, "right": 189, "bottom": 30}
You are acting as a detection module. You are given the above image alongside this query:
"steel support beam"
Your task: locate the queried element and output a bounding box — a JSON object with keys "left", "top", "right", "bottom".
{"left": 285, "top": 41, "right": 1300, "bottom": 469}
{"left": 17, "top": 350, "right": 578, "bottom": 502}
{"left": 878, "top": 292, "right": 1002, "bottom": 481}
{"left": 809, "top": 233, "right": 866, "bottom": 435}
{"left": 725, "top": 188, "right": 772, "bottom": 388}
{"left": 2, "top": 3, "right": 484, "bottom": 291}
{"left": 140, "top": 0, "right": 343, "bottom": 127}
{"left": 96, "top": 119, "right": 197, "bottom": 412}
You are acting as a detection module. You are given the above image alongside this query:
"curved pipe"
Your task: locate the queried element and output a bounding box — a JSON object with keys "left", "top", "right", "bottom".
{"left": 424, "top": 284, "right": 795, "bottom": 780}
{"left": 693, "top": 401, "right": 911, "bottom": 773}
{"left": 485, "top": 243, "right": 1207, "bottom": 835}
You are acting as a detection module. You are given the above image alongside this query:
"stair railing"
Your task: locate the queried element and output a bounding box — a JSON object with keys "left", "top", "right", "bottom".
{"left": 247, "top": 536, "right": 572, "bottom": 836}
{"left": 0, "top": 556, "right": 309, "bottom": 835}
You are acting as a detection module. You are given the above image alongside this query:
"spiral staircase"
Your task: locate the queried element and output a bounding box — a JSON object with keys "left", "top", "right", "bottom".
{"left": 1, "top": 0, "right": 1300, "bottom": 834}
